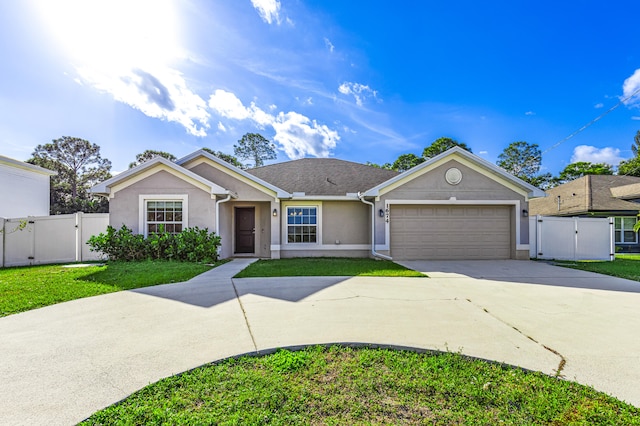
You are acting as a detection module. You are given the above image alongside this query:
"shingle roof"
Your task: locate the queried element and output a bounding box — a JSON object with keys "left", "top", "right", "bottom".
{"left": 529, "top": 175, "right": 640, "bottom": 216}
{"left": 610, "top": 182, "right": 640, "bottom": 199}
{"left": 589, "top": 175, "right": 640, "bottom": 211}
{"left": 247, "top": 158, "right": 399, "bottom": 196}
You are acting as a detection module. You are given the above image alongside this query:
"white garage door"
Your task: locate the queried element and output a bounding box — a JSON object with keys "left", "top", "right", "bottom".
{"left": 390, "top": 205, "right": 512, "bottom": 260}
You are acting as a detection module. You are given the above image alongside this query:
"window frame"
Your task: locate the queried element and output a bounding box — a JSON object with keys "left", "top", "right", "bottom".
{"left": 285, "top": 205, "right": 319, "bottom": 244}
{"left": 138, "top": 194, "right": 188, "bottom": 237}
{"left": 614, "top": 216, "right": 638, "bottom": 244}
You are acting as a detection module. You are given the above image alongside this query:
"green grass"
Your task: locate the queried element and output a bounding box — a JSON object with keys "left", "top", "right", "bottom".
{"left": 0, "top": 261, "right": 218, "bottom": 317}
{"left": 82, "top": 346, "right": 640, "bottom": 425}
{"left": 555, "top": 253, "right": 640, "bottom": 282}
{"left": 234, "top": 257, "right": 425, "bottom": 278}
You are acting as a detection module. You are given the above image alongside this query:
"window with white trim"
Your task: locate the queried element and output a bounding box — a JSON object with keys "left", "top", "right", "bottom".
{"left": 146, "top": 200, "right": 184, "bottom": 234}
{"left": 614, "top": 217, "right": 638, "bottom": 244}
{"left": 287, "top": 206, "right": 317, "bottom": 243}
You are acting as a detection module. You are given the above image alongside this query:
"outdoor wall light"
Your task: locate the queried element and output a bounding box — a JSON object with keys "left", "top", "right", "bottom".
{"left": 379, "top": 209, "right": 385, "bottom": 217}
{"left": 272, "top": 209, "right": 278, "bottom": 217}
{"left": 522, "top": 209, "right": 529, "bottom": 217}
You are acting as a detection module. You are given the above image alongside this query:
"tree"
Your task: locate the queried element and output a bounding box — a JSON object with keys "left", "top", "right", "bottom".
{"left": 527, "top": 173, "right": 554, "bottom": 190}
{"left": 365, "top": 161, "right": 393, "bottom": 170}
{"left": 422, "top": 137, "right": 472, "bottom": 159}
{"left": 391, "top": 153, "right": 424, "bottom": 172}
{"left": 632, "top": 130, "right": 640, "bottom": 157}
{"left": 497, "top": 141, "right": 542, "bottom": 182}
{"left": 129, "top": 150, "right": 176, "bottom": 168}
{"left": 618, "top": 157, "right": 640, "bottom": 176}
{"left": 555, "top": 161, "right": 613, "bottom": 185}
{"left": 202, "top": 148, "right": 245, "bottom": 169}
{"left": 233, "top": 133, "right": 277, "bottom": 168}
{"left": 28, "top": 136, "right": 112, "bottom": 214}
{"left": 618, "top": 130, "right": 640, "bottom": 177}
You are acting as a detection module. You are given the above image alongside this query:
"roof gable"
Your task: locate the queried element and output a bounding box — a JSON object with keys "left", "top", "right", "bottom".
{"left": 90, "top": 157, "right": 231, "bottom": 198}
{"left": 364, "top": 147, "right": 545, "bottom": 198}
{"left": 247, "top": 158, "right": 399, "bottom": 196}
{"left": 177, "top": 150, "right": 290, "bottom": 198}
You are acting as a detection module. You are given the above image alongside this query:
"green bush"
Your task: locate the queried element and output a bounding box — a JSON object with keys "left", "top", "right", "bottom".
{"left": 88, "top": 225, "right": 221, "bottom": 263}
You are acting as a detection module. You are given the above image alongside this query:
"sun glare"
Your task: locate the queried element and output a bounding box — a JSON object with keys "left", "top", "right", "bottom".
{"left": 31, "top": 0, "right": 181, "bottom": 72}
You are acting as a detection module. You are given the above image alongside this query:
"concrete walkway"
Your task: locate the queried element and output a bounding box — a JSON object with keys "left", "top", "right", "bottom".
{"left": 1, "top": 259, "right": 639, "bottom": 424}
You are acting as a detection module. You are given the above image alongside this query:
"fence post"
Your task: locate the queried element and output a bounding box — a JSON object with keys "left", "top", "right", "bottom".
{"left": 609, "top": 217, "right": 615, "bottom": 261}
{"left": 0, "top": 217, "right": 5, "bottom": 268}
{"left": 75, "top": 212, "right": 82, "bottom": 262}
{"left": 536, "top": 215, "right": 543, "bottom": 258}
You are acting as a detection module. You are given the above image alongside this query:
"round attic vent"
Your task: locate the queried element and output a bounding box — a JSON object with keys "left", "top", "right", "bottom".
{"left": 445, "top": 167, "right": 462, "bottom": 185}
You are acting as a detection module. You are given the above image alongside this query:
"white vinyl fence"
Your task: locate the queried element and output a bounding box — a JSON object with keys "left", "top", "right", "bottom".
{"left": 0, "top": 213, "right": 109, "bottom": 267}
{"left": 529, "top": 215, "right": 614, "bottom": 261}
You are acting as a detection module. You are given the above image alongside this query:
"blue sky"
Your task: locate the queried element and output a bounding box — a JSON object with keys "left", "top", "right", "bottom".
{"left": 1, "top": 0, "right": 639, "bottom": 175}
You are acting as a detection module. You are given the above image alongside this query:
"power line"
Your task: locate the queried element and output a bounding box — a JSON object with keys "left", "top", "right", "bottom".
{"left": 542, "top": 86, "right": 640, "bottom": 155}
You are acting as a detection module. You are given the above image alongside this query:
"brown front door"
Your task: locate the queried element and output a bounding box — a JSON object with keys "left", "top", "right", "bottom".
{"left": 235, "top": 207, "right": 255, "bottom": 254}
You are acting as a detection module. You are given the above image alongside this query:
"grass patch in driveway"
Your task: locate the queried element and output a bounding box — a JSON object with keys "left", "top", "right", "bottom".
{"left": 0, "top": 260, "right": 219, "bottom": 317}
{"left": 234, "top": 257, "right": 425, "bottom": 278}
{"left": 81, "top": 345, "right": 640, "bottom": 425}
{"left": 555, "top": 254, "right": 640, "bottom": 282}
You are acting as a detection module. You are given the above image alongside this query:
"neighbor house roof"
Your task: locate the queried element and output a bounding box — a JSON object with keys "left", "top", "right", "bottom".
{"left": 529, "top": 175, "right": 640, "bottom": 216}
{"left": 247, "top": 158, "right": 399, "bottom": 196}
{"left": 0, "top": 155, "right": 57, "bottom": 176}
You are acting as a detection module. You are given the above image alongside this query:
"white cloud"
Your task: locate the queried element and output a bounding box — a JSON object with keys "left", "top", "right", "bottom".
{"left": 78, "top": 66, "right": 210, "bottom": 136}
{"left": 622, "top": 68, "right": 640, "bottom": 106}
{"left": 525, "top": 111, "right": 535, "bottom": 116}
{"left": 250, "top": 0, "right": 281, "bottom": 24}
{"left": 594, "top": 103, "right": 604, "bottom": 109}
{"left": 338, "top": 82, "right": 379, "bottom": 106}
{"left": 324, "top": 37, "right": 335, "bottom": 53}
{"left": 479, "top": 150, "right": 488, "bottom": 155}
{"left": 37, "top": 0, "right": 210, "bottom": 137}
{"left": 632, "top": 116, "right": 640, "bottom": 121}
{"left": 570, "top": 145, "right": 624, "bottom": 165}
{"left": 272, "top": 111, "right": 340, "bottom": 159}
{"left": 217, "top": 122, "right": 227, "bottom": 132}
{"left": 208, "top": 89, "right": 339, "bottom": 159}
{"left": 208, "top": 89, "right": 253, "bottom": 120}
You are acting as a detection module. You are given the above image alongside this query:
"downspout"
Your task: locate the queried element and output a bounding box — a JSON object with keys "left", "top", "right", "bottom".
{"left": 358, "top": 192, "right": 393, "bottom": 260}
{"left": 215, "top": 193, "right": 233, "bottom": 258}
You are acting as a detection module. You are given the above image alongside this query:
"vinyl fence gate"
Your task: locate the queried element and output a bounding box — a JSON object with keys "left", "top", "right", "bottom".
{"left": 0, "top": 212, "right": 109, "bottom": 268}
{"left": 529, "top": 215, "right": 614, "bottom": 261}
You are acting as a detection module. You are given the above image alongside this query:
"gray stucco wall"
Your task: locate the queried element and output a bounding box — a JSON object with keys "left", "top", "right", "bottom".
{"left": 374, "top": 159, "right": 529, "bottom": 247}
{"left": 321, "top": 201, "right": 370, "bottom": 245}
{"left": 109, "top": 170, "right": 215, "bottom": 234}
{"left": 278, "top": 200, "right": 371, "bottom": 258}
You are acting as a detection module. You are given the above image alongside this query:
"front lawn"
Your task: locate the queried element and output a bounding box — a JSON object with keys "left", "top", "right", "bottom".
{"left": 81, "top": 345, "right": 640, "bottom": 425}
{"left": 0, "top": 261, "right": 217, "bottom": 317}
{"left": 555, "top": 254, "right": 640, "bottom": 282}
{"left": 234, "top": 257, "right": 425, "bottom": 278}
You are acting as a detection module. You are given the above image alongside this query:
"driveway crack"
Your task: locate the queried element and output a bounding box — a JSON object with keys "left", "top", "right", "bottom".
{"left": 466, "top": 299, "right": 567, "bottom": 377}
{"left": 231, "top": 278, "right": 258, "bottom": 354}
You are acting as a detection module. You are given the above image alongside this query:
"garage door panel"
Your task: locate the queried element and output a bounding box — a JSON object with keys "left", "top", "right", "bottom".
{"left": 390, "top": 205, "right": 512, "bottom": 260}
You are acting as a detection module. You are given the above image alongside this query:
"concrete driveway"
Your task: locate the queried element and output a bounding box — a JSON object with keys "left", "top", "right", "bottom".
{"left": 1, "top": 259, "right": 639, "bottom": 425}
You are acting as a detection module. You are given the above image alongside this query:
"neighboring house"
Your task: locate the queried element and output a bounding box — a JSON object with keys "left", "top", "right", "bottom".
{"left": 90, "top": 147, "right": 544, "bottom": 260}
{"left": 0, "top": 155, "right": 56, "bottom": 218}
{"left": 529, "top": 175, "right": 640, "bottom": 253}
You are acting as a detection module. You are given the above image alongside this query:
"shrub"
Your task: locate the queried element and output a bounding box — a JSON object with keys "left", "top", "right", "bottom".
{"left": 88, "top": 225, "right": 221, "bottom": 263}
